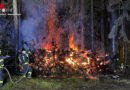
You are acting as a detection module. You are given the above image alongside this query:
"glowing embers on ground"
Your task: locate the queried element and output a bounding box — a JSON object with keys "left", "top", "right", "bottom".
{"left": 65, "top": 52, "right": 91, "bottom": 68}
{"left": 66, "top": 58, "right": 75, "bottom": 66}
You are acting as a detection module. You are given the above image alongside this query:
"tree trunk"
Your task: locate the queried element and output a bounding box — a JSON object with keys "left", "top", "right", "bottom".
{"left": 91, "top": 0, "right": 95, "bottom": 53}
{"left": 110, "top": 13, "right": 116, "bottom": 56}
{"left": 101, "top": 0, "right": 105, "bottom": 55}
{"left": 13, "top": 0, "right": 19, "bottom": 51}
{"left": 122, "top": 12, "right": 128, "bottom": 73}
{"left": 13, "top": 0, "right": 19, "bottom": 71}
{"left": 80, "top": 0, "right": 84, "bottom": 50}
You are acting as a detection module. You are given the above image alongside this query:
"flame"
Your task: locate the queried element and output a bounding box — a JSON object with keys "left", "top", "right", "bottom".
{"left": 32, "top": 0, "right": 109, "bottom": 78}
{"left": 66, "top": 58, "right": 75, "bottom": 66}
{"left": 86, "top": 76, "right": 98, "bottom": 80}
{"left": 69, "top": 33, "right": 78, "bottom": 51}
{"left": 42, "top": 0, "right": 63, "bottom": 50}
{"left": 87, "top": 58, "right": 90, "bottom": 65}
{"left": 82, "top": 62, "right": 87, "bottom": 65}
{"left": 43, "top": 43, "right": 53, "bottom": 50}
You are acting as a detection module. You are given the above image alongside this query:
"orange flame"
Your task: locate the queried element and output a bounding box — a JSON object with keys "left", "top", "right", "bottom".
{"left": 42, "top": 0, "right": 63, "bottom": 50}
{"left": 66, "top": 58, "right": 75, "bottom": 66}
{"left": 33, "top": 0, "right": 108, "bottom": 78}
{"left": 69, "top": 33, "right": 78, "bottom": 51}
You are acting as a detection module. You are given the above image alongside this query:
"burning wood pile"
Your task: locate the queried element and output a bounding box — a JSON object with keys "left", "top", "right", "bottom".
{"left": 20, "top": 0, "right": 114, "bottom": 78}
{"left": 31, "top": 47, "right": 112, "bottom": 78}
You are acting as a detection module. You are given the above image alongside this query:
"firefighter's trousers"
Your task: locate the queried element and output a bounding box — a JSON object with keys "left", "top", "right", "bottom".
{"left": 22, "top": 64, "right": 32, "bottom": 78}
{"left": 0, "top": 68, "right": 3, "bottom": 87}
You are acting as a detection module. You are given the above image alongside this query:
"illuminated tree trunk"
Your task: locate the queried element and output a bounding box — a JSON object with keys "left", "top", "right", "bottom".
{"left": 13, "top": 0, "right": 19, "bottom": 51}
{"left": 110, "top": 13, "right": 116, "bottom": 56}
{"left": 13, "top": 0, "right": 19, "bottom": 70}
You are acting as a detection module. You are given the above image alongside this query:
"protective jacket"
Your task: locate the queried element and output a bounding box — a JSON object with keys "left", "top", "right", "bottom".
{"left": 0, "top": 58, "right": 4, "bottom": 87}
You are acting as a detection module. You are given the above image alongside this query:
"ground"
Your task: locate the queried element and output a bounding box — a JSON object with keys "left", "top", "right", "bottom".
{"left": 1, "top": 76, "right": 130, "bottom": 90}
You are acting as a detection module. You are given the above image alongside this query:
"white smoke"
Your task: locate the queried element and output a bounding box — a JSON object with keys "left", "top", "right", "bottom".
{"left": 21, "top": 0, "right": 49, "bottom": 48}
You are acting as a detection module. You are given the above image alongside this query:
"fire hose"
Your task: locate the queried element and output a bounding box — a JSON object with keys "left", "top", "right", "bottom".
{"left": 1, "top": 60, "right": 30, "bottom": 84}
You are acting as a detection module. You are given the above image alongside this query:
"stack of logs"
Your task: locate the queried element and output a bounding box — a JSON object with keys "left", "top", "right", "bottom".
{"left": 30, "top": 48, "right": 112, "bottom": 78}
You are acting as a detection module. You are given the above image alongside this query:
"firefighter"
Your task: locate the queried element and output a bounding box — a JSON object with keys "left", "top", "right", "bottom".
{"left": 25, "top": 49, "right": 32, "bottom": 58}
{"left": 18, "top": 49, "right": 32, "bottom": 78}
{"left": 0, "top": 49, "right": 4, "bottom": 87}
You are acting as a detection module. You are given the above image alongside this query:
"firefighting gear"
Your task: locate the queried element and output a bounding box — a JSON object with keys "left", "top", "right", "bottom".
{"left": 25, "top": 50, "right": 32, "bottom": 58}
{"left": 0, "top": 49, "right": 33, "bottom": 86}
{"left": 19, "top": 53, "right": 32, "bottom": 78}
{"left": 0, "top": 58, "right": 4, "bottom": 87}
{"left": 23, "top": 64, "right": 32, "bottom": 78}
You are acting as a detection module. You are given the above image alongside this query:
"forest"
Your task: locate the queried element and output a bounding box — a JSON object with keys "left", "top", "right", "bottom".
{"left": 0, "top": 0, "right": 130, "bottom": 90}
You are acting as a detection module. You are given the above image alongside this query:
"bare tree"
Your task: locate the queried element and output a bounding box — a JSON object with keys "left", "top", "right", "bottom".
{"left": 108, "top": 0, "right": 130, "bottom": 72}
{"left": 108, "top": 0, "right": 130, "bottom": 43}
{"left": 13, "top": 0, "right": 19, "bottom": 50}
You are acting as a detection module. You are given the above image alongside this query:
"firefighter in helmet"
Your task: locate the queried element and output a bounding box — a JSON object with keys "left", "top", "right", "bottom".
{"left": 0, "top": 49, "right": 4, "bottom": 87}
{"left": 18, "top": 48, "right": 32, "bottom": 78}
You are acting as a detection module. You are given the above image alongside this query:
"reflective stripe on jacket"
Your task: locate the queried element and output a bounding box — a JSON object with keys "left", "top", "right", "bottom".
{"left": 0, "top": 59, "right": 4, "bottom": 68}
{"left": 19, "top": 54, "right": 29, "bottom": 65}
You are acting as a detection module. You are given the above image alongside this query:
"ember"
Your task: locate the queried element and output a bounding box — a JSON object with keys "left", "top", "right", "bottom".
{"left": 32, "top": 47, "right": 111, "bottom": 78}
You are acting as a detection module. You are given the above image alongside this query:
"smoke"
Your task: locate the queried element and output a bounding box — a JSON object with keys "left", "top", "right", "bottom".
{"left": 21, "top": 0, "right": 49, "bottom": 49}
{"left": 20, "top": 0, "right": 85, "bottom": 50}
